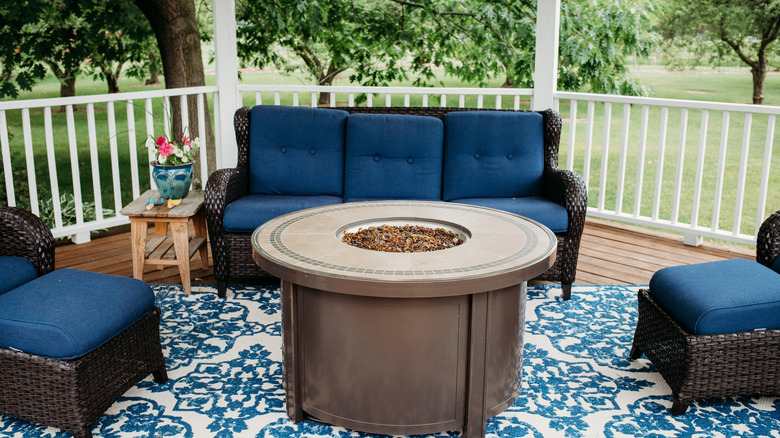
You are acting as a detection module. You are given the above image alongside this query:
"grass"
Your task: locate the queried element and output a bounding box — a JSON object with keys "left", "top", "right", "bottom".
{"left": 1, "top": 67, "right": 778, "bottom": 240}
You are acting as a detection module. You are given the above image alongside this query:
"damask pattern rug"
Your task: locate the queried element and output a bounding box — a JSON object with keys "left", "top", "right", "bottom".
{"left": 1, "top": 284, "right": 778, "bottom": 437}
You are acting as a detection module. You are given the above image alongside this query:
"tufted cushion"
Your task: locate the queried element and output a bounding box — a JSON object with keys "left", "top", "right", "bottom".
{"left": 0, "top": 269, "right": 155, "bottom": 359}
{"left": 451, "top": 197, "right": 568, "bottom": 233}
{"left": 249, "top": 106, "right": 348, "bottom": 196}
{"left": 344, "top": 113, "right": 444, "bottom": 201}
{"left": 223, "top": 194, "right": 343, "bottom": 233}
{"left": 0, "top": 256, "right": 39, "bottom": 295}
{"left": 649, "top": 259, "right": 780, "bottom": 335}
{"left": 443, "top": 111, "right": 544, "bottom": 201}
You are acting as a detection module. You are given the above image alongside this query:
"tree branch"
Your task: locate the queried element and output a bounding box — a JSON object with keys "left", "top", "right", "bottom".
{"left": 387, "top": 0, "right": 475, "bottom": 17}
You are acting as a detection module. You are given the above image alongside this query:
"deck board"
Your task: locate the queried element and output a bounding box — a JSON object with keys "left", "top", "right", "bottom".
{"left": 54, "top": 217, "right": 755, "bottom": 287}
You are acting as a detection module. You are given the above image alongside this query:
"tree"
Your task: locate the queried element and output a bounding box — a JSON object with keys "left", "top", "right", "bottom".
{"left": 134, "top": 0, "right": 215, "bottom": 176}
{"left": 659, "top": 0, "right": 780, "bottom": 104}
{"left": 236, "top": 0, "right": 655, "bottom": 99}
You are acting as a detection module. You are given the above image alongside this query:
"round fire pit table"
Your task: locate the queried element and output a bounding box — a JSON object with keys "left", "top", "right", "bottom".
{"left": 252, "top": 201, "right": 556, "bottom": 438}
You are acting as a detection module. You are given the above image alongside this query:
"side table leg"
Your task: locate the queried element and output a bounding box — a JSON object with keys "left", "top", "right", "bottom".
{"left": 192, "top": 211, "right": 210, "bottom": 270}
{"left": 172, "top": 220, "right": 192, "bottom": 294}
{"left": 130, "top": 220, "right": 148, "bottom": 280}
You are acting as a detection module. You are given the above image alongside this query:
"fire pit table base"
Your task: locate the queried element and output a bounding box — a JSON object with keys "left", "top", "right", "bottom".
{"left": 282, "top": 281, "right": 526, "bottom": 437}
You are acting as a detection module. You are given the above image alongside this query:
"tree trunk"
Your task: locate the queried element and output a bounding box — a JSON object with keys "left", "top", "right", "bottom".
{"left": 102, "top": 65, "right": 121, "bottom": 94}
{"left": 133, "top": 0, "right": 215, "bottom": 187}
{"left": 751, "top": 63, "right": 767, "bottom": 105}
{"left": 60, "top": 76, "right": 77, "bottom": 98}
{"left": 317, "top": 65, "right": 340, "bottom": 107}
{"left": 146, "top": 52, "right": 160, "bottom": 85}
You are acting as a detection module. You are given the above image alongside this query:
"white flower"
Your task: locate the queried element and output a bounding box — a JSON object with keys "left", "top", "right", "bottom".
{"left": 158, "top": 154, "right": 167, "bottom": 164}
{"left": 145, "top": 136, "right": 155, "bottom": 149}
{"left": 175, "top": 148, "right": 183, "bottom": 158}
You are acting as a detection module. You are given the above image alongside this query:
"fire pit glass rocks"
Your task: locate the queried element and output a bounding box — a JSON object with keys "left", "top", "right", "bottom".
{"left": 252, "top": 201, "right": 556, "bottom": 438}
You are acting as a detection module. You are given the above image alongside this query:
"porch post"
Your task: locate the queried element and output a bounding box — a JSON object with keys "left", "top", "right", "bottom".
{"left": 532, "top": 0, "right": 561, "bottom": 111}
{"left": 212, "top": 0, "right": 239, "bottom": 168}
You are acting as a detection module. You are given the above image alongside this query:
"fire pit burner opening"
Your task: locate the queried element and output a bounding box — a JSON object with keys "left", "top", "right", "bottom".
{"left": 338, "top": 219, "right": 471, "bottom": 253}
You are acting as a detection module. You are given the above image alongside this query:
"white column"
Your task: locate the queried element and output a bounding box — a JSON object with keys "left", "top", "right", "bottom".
{"left": 532, "top": 0, "right": 561, "bottom": 111}
{"left": 212, "top": 0, "right": 239, "bottom": 168}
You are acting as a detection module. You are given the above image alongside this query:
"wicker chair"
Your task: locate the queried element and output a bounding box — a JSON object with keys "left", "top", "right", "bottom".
{"left": 630, "top": 209, "right": 780, "bottom": 415}
{"left": 0, "top": 206, "right": 168, "bottom": 438}
{"left": 205, "top": 106, "right": 588, "bottom": 298}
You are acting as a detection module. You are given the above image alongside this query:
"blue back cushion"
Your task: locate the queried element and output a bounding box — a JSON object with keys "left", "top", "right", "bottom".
{"left": 249, "top": 106, "right": 348, "bottom": 196}
{"left": 0, "top": 269, "right": 155, "bottom": 359}
{"left": 0, "top": 256, "right": 38, "bottom": 295}
{"left": 443, "top": 111, "right": 544, "bottom": 201}
{"left": 649, "top": 259, "right": 780, "bottom": 335}
{"left": 344, "top": 113, "right": 444, "bottom": 201}
{"left": 771, "top": 254, "right": 780, "bottom": 274}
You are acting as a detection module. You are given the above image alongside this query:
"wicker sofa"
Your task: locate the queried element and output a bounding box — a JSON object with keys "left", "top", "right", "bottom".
{"left": 205, "top": 105, "right": 588, "bottom": 299}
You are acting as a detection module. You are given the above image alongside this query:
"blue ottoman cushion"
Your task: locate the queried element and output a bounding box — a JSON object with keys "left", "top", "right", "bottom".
{"left": 0, "top": 269, "right": 155, "bottom": 359}
{"left": 450, "top": 197, "right": 568, "bottom": 233}
{"left": 0, "top": 256, "right": 39, "bottom": 295}
{"left": 649, "top": 259, "right": 780, "bottom": 335}
{"left": 249, "top": 106, "right": 348, "bottom": 197}
{"left": 223, "top": 194, "right": 343, "bottom": 233}
{"left": 344, "top": 113, "right": 444, "bottom": 201}
{"left": 443, "top": 111, "right": 544, "bottom": 201}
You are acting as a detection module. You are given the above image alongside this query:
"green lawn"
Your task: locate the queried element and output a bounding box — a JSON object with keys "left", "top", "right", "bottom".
{"left": 1, "top": 67, "right": 778, "bottom": 238}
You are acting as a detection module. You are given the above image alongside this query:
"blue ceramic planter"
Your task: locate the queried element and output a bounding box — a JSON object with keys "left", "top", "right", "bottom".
{"left": 151, "top": 161, "right": 193, "bottom": 199}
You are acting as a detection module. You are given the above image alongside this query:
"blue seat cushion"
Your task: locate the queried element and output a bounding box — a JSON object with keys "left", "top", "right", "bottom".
{"left": 0, "top": 269, "right": 155, "bottom": 360}
{"left": 345, "top": 113, "right": 444, "bottom": 201}
{"left": 450, "top": 197, "right": 568, "bottom": 233}
{"left": 223, "top": 194, "right": 343, "bottom": 233}
{"left": 443, "top": 111, "right": 544, "bottom": 201}
{"left": 0, "top": 256, "right": 38, "bottom": 295}
{"left": 649, "top": 259, "right": 780, "bottom": 335}
{"left": 249, "top": 106, "right": 348, "bottom": 196}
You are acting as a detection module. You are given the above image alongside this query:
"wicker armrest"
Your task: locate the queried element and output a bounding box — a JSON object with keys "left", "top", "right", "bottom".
{"left": 0, "top": 206, "right": 55, "bottom": 276}
{"left": 543, "top": 168, "right": 588, "bottom": 231}
{"left": 757, "top": 209, "right": 780, "bottom": 268}
{"left": 204, "top": 167, "right": 249, "bottom": 239}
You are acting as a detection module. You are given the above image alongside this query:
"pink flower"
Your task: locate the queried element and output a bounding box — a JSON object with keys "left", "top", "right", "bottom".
{"left": 155, "top": 136, "right": 166, "bottom": 146}
{"left": 185, "top": 140, "right": 191, "bottom": 146}
{"left": 158, "top": 143, "right": 173, "bottom": 157}
{"left": 181, "top": 135, "right": 187, "bottom": 143}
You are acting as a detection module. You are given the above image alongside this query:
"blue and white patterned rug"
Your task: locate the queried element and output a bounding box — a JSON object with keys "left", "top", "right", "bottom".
{"left": 2, "top": 284, "right": 779, "bottom": 437}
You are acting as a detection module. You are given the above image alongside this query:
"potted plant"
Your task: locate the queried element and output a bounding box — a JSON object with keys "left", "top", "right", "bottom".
{"left": 146, "top": 131, "right": 200, "bottom": 200}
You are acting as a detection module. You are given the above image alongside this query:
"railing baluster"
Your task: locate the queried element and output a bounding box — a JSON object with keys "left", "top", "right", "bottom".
{"left": 582, "top": 101, "right": 595, "bottom": 190}
{"left": 597, "top": 102, "right": 612, "bottom": 211}
{"left": 441, "top": 94, "right": 447, "bottom": 108}
{"left": 274, "top": 91, "right": 281, "bottom": 105}
{"left": 86, "top": 103, "right": 103, "bottom": 221}
{"left": 310, "top": 92, "right": 317, "bottom": 108}
{"left": 615, "top": 103, "right": 631, "bottom": 215}
{"left": 66, "top": 105, "right": 84, "bottom": 225}
{"left": 329, "top": 92, "right": 335, "bottom": 107}
{"left": 671, "top": 108, "right": 688, "bottom": 224}
{"left": 651, "top": 106, "right": 669, "bottom": 221}
{"left": 566, "top": 100, "right": 577, "bottom": 172}
{"left": 126, "top": 100, "right": 140, "bottom": 200}
{"left": 163, "top": 97, "right": 171, "bottom": 139}
{"left": 691, "top": 110, "right": 709, "bottom": 233}
{"left": 404, "top": 94, "right": 410, "bottom": 107}
{"left": 43, "top": 107, "right": 62, "bottom": 228}
{"left": 213, "top": 91, "right": 223, "bottom": 170}
{"left": 197, "top": 93, "right": 208, "bottom": 187}
{"left": 107, "top": 101, "right": 122, "bottom": 214}
{"left": 633, "top": 105, "right": 650, "bottom": 217}
{"left": 21, "top": 108, "right": 39, "bottom": 215}
{"left": 348, "top": 93, "right": 354, "bottom": 107}
{"left": 459, "top": 95, "right": 465, "bottom": 108}
{"left": 145, "top": 99, "right": 155, "bottom": 186}
{"left": 179, "top": 95, "right": 189, "bottom": 138}
{"left": 756, "top": 114, "right": 775, "bottom": 234}
{"left": 422, "top": 94, "right": 428, "bottom": 107}
{"left": 495, "top": 95, "right": 501, "bottom": 109}
{"left": 293, "top": 92, "right": 299, "bottom": 107}
{"left": 711, "top": 111, "right": 730, "bottom": 232}
{"left": 385, "top": 94, "right": 392, "bottom": 107}
{"left": 256, "top": 91, "right": 262, "bottom": 105}
{"left": 514, "top": 95, "right": 520, "bottom": 111}
{"left": 0, "top": 111, "right": 15, "bottom": 206}
{"left": 732, "top": 112, "right": 752, "bottom": 236}
{"left": 477, "top": 94, "right": 483, "bottom": 109}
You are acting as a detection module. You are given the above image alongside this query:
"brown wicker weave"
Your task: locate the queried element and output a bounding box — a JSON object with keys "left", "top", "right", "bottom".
{"left": 0, "top": 206, "right": 55, "bottom": 276}
{"left": 205, "top": 106, "right": 587, "bottom": 299}
{"left": 630, "top": 209, "right": 780, "bottom": 415}
{"left": 0, "top": 307, "right": 168, "bottom": 438}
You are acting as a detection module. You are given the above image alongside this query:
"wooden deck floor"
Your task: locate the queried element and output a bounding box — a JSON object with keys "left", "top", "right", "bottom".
{"left": 54, "top": 217, "right": 755, "bottom": 288}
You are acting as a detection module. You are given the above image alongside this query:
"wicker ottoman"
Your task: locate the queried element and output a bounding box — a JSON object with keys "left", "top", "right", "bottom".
{"left": 0, "top": 269, "right": 168, "bottom": 438}
{"left": 630, "top": 259, "right": 780, "bottom": 415}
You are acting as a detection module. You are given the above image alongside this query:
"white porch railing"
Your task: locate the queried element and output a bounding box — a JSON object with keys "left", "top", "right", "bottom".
{"left": 1, "top": 83, "right": 776, "bottom": 247}
{"left": 555, "top": 92, "right": 778, "bottom": 246}
{"left": 0, "top": 86, "right": 219, "bottom": 242}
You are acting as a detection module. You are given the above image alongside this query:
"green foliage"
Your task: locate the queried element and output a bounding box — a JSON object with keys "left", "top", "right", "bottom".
{"left": 236, "top": 0, "right": 655, "bottom": 96}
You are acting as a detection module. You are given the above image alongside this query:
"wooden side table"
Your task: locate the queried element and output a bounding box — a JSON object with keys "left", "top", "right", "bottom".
{"left": 120, "top": 189, "right": 209, "bottom": 294}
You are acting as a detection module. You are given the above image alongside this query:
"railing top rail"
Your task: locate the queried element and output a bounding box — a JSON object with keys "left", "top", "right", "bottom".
{"left": 239, "top": 84, "right": 535, "bottom": 96}
{"left": 0, "top": 85, "right": 219, "bottom": 111}
{"left": 555, "top": 91, "right": 780, "bottom": 115}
